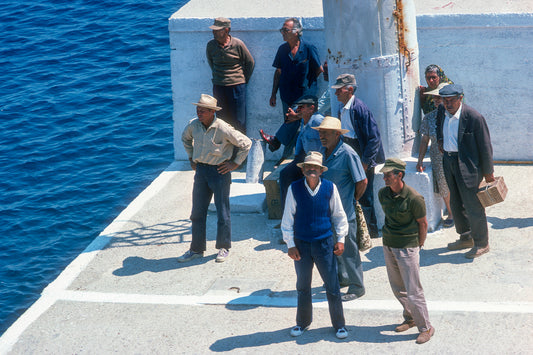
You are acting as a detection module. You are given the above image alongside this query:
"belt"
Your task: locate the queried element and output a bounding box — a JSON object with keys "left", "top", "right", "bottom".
{"left": 196, "top": 162, "right": 218, "bottom": 167}
{"left": 444, "top": 151, "right": 458, "bottom": 157}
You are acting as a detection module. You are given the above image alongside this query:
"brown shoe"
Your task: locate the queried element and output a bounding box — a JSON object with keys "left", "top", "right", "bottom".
{"left": 465, "top": 245, "right": 490, "bottom": 259}
{"left": 416, "top": 326, "right": 435, "bottom": 344}
{"left": 447, "top": 238, "right": 474, "bottom": 251}
{"left": 395, "top": 319, "right": 415, "bottom": 332}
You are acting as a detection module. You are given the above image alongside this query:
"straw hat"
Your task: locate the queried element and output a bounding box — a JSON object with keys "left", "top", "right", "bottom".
{"left": 312, "top": 116, "right": 350, "bottom": 134}
{"left": 192, "top": 94, "right": 222, "bottom": 111}
{"left": 296, "top": 151, "right": 328, "bottom": 171}
{"left": 423, "top": 82, "right": 448, "bottom": 96}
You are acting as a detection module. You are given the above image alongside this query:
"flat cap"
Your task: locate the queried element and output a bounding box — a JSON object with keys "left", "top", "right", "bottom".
{"left": 209, "top": 17, "right": 231, "bottom": 30}
{"left": 294, "top": 94, "right": 318, "bottom": 106}
{"left": 439, "top": 84, "right": 463, "bottom": 97}
{"left": 331, "top": 73, "right": 356, "bottom": 89}
{"left": 380, "top": 158, "right": 406, "bottom": 173}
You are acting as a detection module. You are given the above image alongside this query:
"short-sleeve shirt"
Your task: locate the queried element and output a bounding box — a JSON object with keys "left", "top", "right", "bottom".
{"left": 272, "top": 39, "right": 321, "bottom": 105}
{"left": 321, "top": 141, "right": 366, "bottom": 220}
{"left": 294, "top": 113, "right": 324, "bottom": 156}
{"left": 378, "top": 183, "right": 426, "bottom": 248}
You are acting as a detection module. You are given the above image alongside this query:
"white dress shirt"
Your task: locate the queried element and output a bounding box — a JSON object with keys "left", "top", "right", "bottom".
{"left": 281, "top": 178, "right": 348, "bottom": 248}
{"left": 443, "top": 103, "right": 462, "bottom": 152}
{"left": 340, "top": 95, "right": 357, "bottom": 139}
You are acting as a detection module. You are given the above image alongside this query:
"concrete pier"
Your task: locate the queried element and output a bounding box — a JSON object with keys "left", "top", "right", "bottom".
{"left": 0, "top": 162, "right": 531, "bottom": 353}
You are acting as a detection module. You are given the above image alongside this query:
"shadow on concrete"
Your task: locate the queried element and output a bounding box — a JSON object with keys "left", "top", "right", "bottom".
{"left": 361, "top": 246, "right": 386, "bottom": 271}
{"left": 112, "top": 252, "right": 216, "bottom": 276}
{"left": 209, "top": 323, "right": 417, "bottom": 351}
{"left": 419, "top": 247, "right": 473, "bottom": 266}
{"left": 488, "top": 216, "right": 533, "bottom": 230}
{"left": 362, "top": 245, "right": 471, "bottom": 270}
{"left": 105, "top": 219, "right": 192, "bottom": 249}
{"left": 224, "top": 287, "right": 329, "bottom": 311}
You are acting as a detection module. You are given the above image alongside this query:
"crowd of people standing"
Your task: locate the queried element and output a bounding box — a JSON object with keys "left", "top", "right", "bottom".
{"left": 177, "top": 17, "right": 495, "bottom": 344}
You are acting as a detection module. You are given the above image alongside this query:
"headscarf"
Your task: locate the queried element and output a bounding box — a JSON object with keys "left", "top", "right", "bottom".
{"left": 421, "top": 64, "right": 453, "bottom": 114}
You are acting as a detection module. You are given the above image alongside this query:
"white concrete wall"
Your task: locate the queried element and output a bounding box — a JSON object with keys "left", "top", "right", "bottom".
{"left": 169, "top": 15, "right": 328, "bottom": 162}
{"left": 170, "top": 9, "right": 533, "bottom": 162}
{"left": 416, "top": 13, "right": 533, "bottom": 161}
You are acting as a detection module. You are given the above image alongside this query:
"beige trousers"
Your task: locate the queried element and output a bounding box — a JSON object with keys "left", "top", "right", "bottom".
{"left": 383, "top": 246, "right": 432, "bottom": 332}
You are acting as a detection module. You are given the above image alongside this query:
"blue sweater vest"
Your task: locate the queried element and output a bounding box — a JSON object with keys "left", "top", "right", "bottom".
{"left": 292, "top": 178, "right": 333, "bottom": 242}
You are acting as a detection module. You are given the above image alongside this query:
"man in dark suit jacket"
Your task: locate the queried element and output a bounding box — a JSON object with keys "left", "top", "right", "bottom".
{"left": 332, "top": 74, "right": 386, "bottom": 238}
{"left": 436, "top": 84, "right": 495, "bottom": 259}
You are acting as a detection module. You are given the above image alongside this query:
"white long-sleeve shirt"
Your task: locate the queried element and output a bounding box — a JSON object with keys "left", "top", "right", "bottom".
{"left": 281, "top": 178, "right": 348, "bottom": 248}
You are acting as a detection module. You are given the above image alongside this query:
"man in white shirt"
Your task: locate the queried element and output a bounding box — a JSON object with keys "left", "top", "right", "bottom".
{"left": 437, "top": 84, "right": 495, "bottom": 259}
{"left": 332, "top": 74, "right": 385, "bottom": 238}
{"left": 281, "top": 151, "right": 349, "bottom": 340}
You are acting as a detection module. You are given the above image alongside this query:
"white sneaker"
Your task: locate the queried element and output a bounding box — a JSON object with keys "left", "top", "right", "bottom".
{"left": 215, "top": 248, "right": 229, "bottom": 263}
{"left": 290, "top": 325, "right": 308, "bottom": 337}
{"left": 336, "top": 327, "right": 348, "bottom": 339}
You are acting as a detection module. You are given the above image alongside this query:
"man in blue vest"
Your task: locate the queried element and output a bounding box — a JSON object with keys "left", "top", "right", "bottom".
{"left": 281, "top": 151, "right": 349, "bottom": 340}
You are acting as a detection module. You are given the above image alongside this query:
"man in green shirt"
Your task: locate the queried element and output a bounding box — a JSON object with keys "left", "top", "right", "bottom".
{"left": 378, "top": 158, "right": 435, "bottom": 344}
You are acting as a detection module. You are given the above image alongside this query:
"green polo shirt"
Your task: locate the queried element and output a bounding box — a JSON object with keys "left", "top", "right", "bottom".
{"left": 378, "top": 183, "right": 426, "bottom": 248}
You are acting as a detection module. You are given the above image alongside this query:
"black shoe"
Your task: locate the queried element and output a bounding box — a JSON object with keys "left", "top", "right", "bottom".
{"left": 341, "top": 290, "right": 365, "bottom": 302}
{"left": 259, "top": 129, "right": 281, "bottom": 152}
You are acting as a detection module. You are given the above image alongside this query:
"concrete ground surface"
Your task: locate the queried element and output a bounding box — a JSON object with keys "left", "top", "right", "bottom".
{"left": 1, "top": 161, "right": 532, "bottom": 354}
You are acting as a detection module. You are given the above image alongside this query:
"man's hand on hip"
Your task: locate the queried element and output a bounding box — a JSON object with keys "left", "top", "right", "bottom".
{"left": 217, "top": 161, "right": 238, "bottom": 175}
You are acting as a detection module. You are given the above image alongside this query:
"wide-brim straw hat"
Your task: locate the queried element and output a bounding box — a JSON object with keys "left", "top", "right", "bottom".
{"left": 296, "top": 151, "right": 328, "bottom": 171}
{"left": 424, "top": 82, "right": 448, "bottom": 96}
{"left": 312, "top": 116, "right": 350, "bottom": 134}
{"left": 192, "top": 94, "right": 222, "bottom": 111}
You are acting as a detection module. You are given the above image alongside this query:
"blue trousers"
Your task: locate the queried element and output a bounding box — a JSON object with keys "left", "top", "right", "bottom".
{"left": 294, "top": 236, "right": 345, "bottom": 330}
{"left": 213, "top": 83, "right": 246, "bottom": 134}
{"left": 190, "top": 163, "right": 231, "bottom": 252}
{"left": 276, "top": 101, "right": 300, "bottom": 159}
{"left": 336, "top": 220, "right": 365, "bottom": 294}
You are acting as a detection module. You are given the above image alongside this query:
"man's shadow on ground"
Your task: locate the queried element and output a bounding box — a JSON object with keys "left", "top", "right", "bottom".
{"left": 113, "top": 252, "right": 217, "bottom": 276}
{"left": 362, "top": 243, "right": 472, "bottom": 271}
{"left": 487, "top": 216, "right": 533, "bottom": 230}
{"left": 209, "top": 323, "right": 417, "bottom": 351}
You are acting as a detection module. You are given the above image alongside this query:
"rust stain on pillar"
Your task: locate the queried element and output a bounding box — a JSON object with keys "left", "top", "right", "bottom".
{"left": 394, "top": 0, "right": 410, "bottom": 66}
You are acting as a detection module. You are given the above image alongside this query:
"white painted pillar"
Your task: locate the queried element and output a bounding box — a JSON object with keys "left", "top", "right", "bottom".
{"left": 322, "top": 0, "right": 420, "bottom": 158}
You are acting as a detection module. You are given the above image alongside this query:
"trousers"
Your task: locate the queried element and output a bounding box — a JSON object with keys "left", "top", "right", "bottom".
{"left": 443, "top": 153, "right": 489, "bottom": 247}
{"left": 383, "top": 246, "right": 431, "bottom": 332}
{"left": 190, "top": 163, "right": 231, "bottom": 252}
{"left": 294, "top": 236, "right": 345, "bottom": 330}
{"left": 213, "top": 83, "right": 246, "bottom": 134}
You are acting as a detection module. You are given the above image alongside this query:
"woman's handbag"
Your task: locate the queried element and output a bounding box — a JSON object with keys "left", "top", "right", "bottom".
{"left": 355, "top": 201, "right": 372, "bottom": 251}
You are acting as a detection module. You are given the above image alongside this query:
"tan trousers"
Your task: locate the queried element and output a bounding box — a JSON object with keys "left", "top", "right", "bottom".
{"left": 383, "top": 246, "right": 432, "bottom": 332}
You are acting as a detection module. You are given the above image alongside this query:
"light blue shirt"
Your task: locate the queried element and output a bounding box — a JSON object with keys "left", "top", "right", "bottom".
{"left": 321, "top": 140, "right": 366, "bottom": 220}
{"left": 295, "top": 113, "right": 324, "bottom": 156}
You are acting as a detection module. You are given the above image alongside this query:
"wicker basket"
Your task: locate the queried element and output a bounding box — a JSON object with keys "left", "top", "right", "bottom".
{"left": 477, "top": 176, "right": 507, "bottom": 207}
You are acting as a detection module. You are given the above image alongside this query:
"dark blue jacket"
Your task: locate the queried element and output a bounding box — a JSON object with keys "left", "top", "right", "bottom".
{"left": 338, "top": 96, "right": 385, "bottom": 168}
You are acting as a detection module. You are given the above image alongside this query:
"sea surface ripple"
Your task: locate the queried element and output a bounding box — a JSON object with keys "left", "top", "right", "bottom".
{"left": 0, "top": 0, "right": 187, "bottom": 334}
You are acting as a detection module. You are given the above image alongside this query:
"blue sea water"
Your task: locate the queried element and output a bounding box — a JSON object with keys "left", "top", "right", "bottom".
{"left": 0, "top": 0, "right": 188, "bottom": 335}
